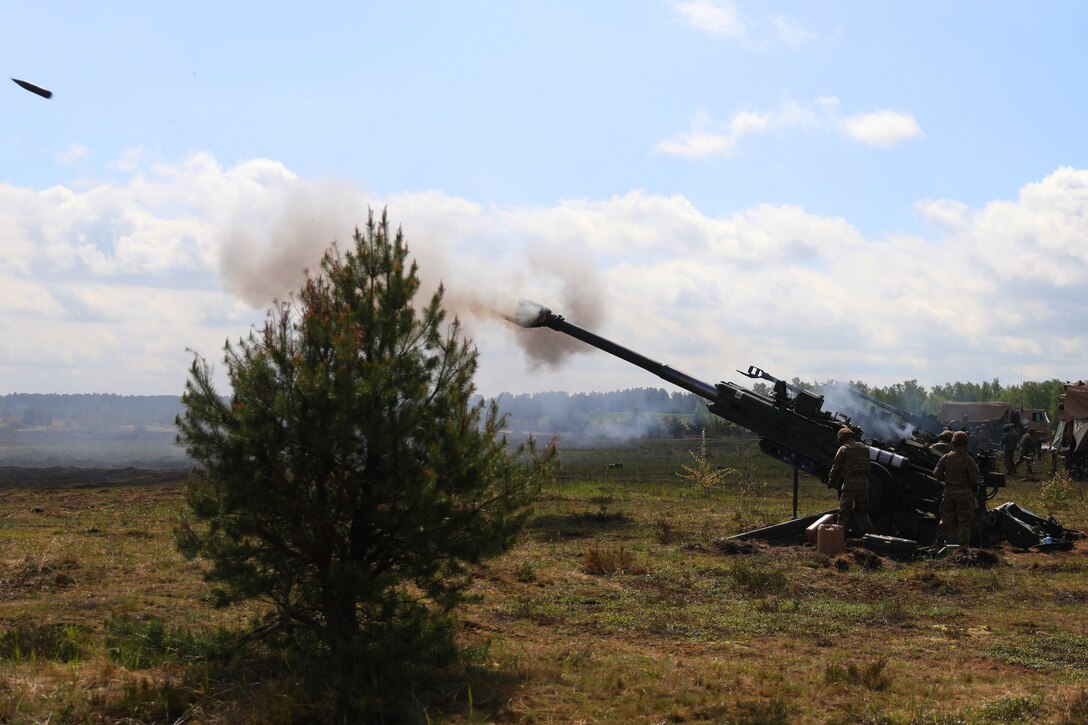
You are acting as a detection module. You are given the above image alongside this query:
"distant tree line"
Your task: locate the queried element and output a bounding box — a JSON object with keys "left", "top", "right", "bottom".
{"left": 0, "top": 376, "right": 1073, "bottom": 439}
{"left": 494, "top": 377, "right": 1074, "bottom": 438}
{"left": 778, "top": 377, "right": 1069, "bottom": 423}
{"left": 0, "top": 393, "right": 183, "bottom": 430}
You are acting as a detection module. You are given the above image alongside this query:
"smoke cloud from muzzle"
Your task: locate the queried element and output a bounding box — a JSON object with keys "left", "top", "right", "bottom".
{"left": 216, "top": 182, "right": 604, "bottom": 368}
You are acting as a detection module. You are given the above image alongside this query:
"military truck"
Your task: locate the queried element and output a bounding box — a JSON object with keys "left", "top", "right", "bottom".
{"left": 1020, "top": 408, "right": 1053, "bottom": 436}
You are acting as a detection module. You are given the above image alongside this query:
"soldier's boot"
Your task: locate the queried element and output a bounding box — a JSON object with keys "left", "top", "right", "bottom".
{"left": 857, "top": 513, "right": 875, "bottom": 535}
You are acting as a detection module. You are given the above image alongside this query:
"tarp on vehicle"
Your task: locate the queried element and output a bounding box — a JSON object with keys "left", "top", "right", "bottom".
{"left": 1077, "top": 420, "right": 1088, "bottom": 454}
{"left": 1058, "top": 381, "right": 1088, "bottom": 421}
{"left": 939, "top": 402, "right": 1014, "bottom": 424}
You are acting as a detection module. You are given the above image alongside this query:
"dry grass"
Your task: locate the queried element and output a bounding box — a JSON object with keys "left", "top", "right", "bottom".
{"left": 1, "top": 438, "right": 1087, "bottom": 722}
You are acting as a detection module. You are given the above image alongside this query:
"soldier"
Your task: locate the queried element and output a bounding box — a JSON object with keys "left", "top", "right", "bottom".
{"left": 828, "top": 427, "right": 875, "bottom": 535}
{"left": 974, "top": 424, "right": 993, "bottom": 453}
{"left": 1016, "top": 429, "right": 1041, "bottom": 477}
{"left": 929, "top": 429, "right": 954, "bottom": 456}
{"left": 933, "top": 430, "right": 981, "bottom": 548}
{"left": 1002, "top": 423, "right": 1019, "bottom": 475}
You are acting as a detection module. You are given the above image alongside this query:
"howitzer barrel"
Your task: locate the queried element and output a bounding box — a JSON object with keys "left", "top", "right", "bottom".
{"left": 510, "top": 302, "right": 719, "bottom": 401}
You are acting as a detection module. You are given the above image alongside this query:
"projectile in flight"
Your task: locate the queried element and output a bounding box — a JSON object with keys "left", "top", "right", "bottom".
{"left": 11, "top": 78, "right": 52, "bottom": 99}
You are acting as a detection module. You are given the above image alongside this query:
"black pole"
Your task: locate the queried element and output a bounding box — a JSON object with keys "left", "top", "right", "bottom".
{"left": 792, "top": 466, "right": 799, "bottom": 519}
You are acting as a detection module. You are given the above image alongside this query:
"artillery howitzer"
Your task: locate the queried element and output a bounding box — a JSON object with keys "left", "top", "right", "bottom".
{"left": 507, "top": 302, "right": 1080, "bottom": 549}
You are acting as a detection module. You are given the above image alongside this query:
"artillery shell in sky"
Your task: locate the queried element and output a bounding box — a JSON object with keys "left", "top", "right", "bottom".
{"left": 11, "top": 78, "right": 52, "bottom": 99}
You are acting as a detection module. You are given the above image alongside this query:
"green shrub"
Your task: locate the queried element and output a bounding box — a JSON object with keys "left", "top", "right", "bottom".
{"left": 824, "top": 659, "right": 892, "bottom": 691}
{"left": 583, "top": 545, "right": 646, "bottom": 575}
{"left": 0, "top": 622, "right": 86, "bottom": 663}
{"left": 729, "top": 560, "right": 788, "bottom": 595}
{"left": 104, "top": 615, "right": 236, "bottom": 669}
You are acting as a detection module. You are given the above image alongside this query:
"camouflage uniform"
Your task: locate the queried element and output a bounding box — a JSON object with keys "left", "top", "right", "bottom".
{"left": 1002, "top": 427, "right": 1018, "bottom": 474}
{"left": 974, "top": 426, "right": 992, "bottom": 453}
{"left": 829, "top": 440, "right": 874, "bottom": 534}
{"left": 929, "top": 430, "right": 954, "bottom": 457}
{"left": 929, "top": 441, "right": 952, "bottom": 456}
{"left": 933, "top": 449, "right": 981, "bottom": 547}
{"left": 1015, "top": 431, "right": 1041, "bottom": 474}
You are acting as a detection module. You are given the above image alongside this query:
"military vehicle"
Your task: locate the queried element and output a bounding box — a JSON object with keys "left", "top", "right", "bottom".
{"left": 508, "top": 301, "right": 1020, "bottom": 546}
{"left": 1020, "top": 408, "right": 1053, "bottom": 437}
{"left": 1053, "top": 381, "right": 1088, "bottom": 480}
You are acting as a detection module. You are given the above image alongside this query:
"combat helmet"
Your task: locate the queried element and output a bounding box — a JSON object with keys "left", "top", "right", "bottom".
{"left": 837, "top": 427, "right": 855, "bottom": 445}
{"left": 952, "top": 430, "right": 969, "bottom": 446}
{"left": 939, "top": 429, "right": 954, "bottom": 442}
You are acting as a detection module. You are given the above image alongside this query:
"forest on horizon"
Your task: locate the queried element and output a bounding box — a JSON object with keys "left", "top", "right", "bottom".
{"left": 0, "top": 375, "right": 1074, "bottom": 459}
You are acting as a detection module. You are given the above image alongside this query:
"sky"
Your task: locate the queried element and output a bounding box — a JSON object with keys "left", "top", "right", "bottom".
{"left": 3, "top": 1, "right": 1087, "bottom": 398}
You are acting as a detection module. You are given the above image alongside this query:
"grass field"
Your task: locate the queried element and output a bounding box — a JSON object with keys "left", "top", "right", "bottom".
{"left": 1, "top": 436, "right": 1087, "bottom": 723}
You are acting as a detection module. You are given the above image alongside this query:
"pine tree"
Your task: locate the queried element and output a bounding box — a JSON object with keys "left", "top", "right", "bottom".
{"left": 176, "top": 209, "right": 550, "bottom": 664}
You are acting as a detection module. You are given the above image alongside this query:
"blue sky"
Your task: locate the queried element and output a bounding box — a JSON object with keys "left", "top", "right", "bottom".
{"left": 3, "top": 1, "right": 1087, "bottom": 397}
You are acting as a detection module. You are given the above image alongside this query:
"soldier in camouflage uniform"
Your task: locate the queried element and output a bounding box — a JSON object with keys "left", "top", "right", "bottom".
{"left": 828, "top": 427, "right": 874, "bottom": 534}
{"left": 1002, "top": 424, "right": 1018, "bottom": 475}
{"left": 1016, "top": 429, "right": 1041, "bottom": 477}
{"left": 933, "top": 430, "right": 981, "bottom": 548}
{"left": 929, "top": 429, "right": 954, "bottom": 456}
{"left": 973, "top": 425, "right": 992, "bottom": 453}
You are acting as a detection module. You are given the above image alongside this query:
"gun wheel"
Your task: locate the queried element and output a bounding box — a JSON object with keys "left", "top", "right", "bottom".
{"left": 867, "top": 463, "right": 893, "bottom": 514}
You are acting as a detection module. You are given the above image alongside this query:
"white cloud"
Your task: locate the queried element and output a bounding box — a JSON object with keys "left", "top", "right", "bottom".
{"left": 655, "top": 128, "right": 737, "bottom": 158}
{"left": 772, "top": 14, "right": 815, "bottom": 47}
{"left": 915, "top": 198, "right": 969, "bottom": 228}
{"left": 0, "top": 154, "right": 1085, "bottom": 397}
{"left": 673, "top": 1, "right": 815, "bottom": 47}
{"left": 56, "top": 144, "right": 89, "bottom": 164}
{"left": 655, "top": 107, "right": 779, "bottom": 159}
{"left": 840, "top": 109, "right": 923, "bottom": 147}
{"left": 658, "top": 97, "right": 924, "bottom": 158}
{"left": 473, "top": 169, "right": 1088, "bottom": 395}
{"left": 110, "top": 146, "right": 144, "bottom": 173}
{"left": 674, "top": 0, "right": 746, "bottom": 38}
{"left": 729, "top": 110, "right": 772, "bottom": 135}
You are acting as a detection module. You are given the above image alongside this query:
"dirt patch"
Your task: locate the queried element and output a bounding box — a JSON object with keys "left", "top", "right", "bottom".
{"left": 832, "top": 548, "right": 890, "bottom": 571}
{"left": 908, "top": 570, "right": 962, "bottom": 596}
{"left": 945, "top": 549, "right": 1004, "bottom": 569}
{"left": 1055, "top": 589, "right": 1088, "bottom": 604}
{"left": 0, "top": 558, "right": 81, "bottom": 599}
